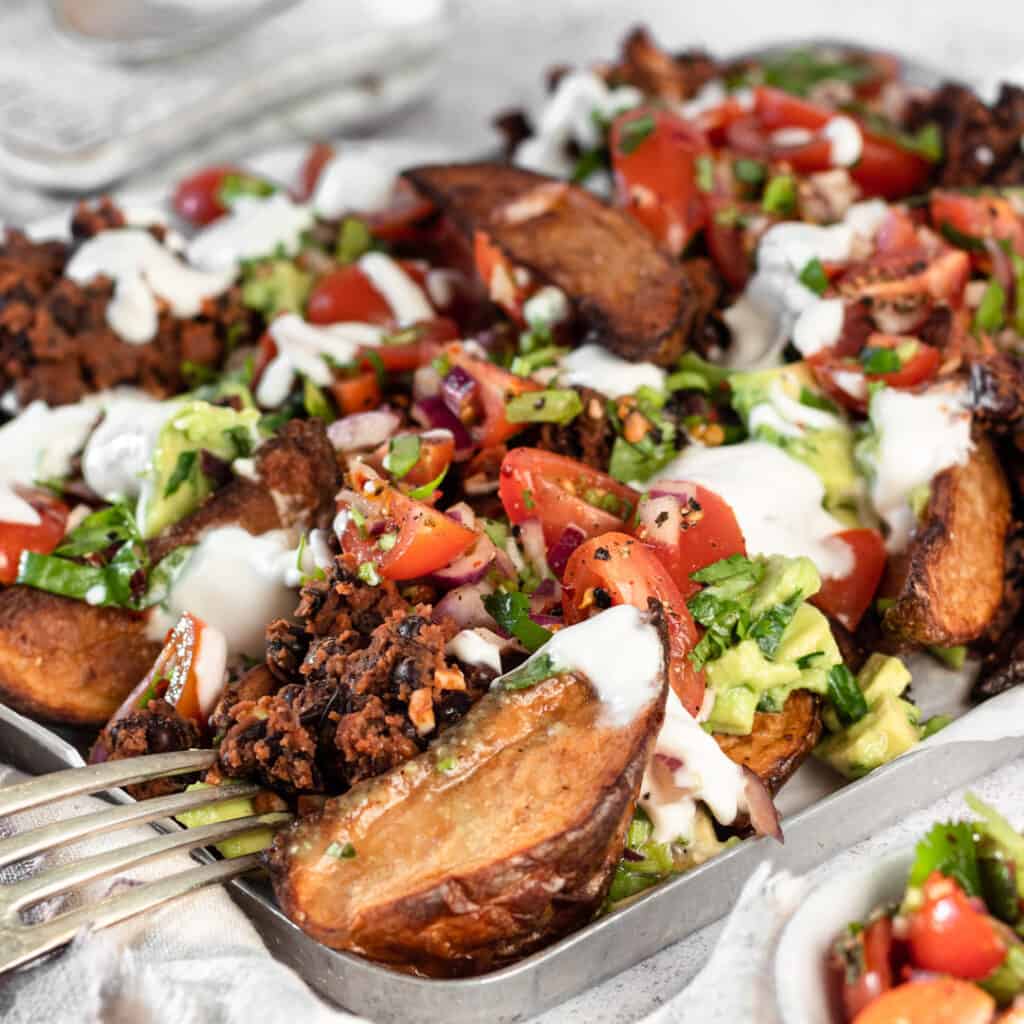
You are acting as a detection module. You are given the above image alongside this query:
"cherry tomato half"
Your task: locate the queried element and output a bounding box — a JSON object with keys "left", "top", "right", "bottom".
{"left": 0, "top": 489, "right": 70, "bottom": 584}
{"left": 830, "top": 915, "right": 895, "bottom": 1022}
{"left": 851, "top": 978, "right": 994, "bottom": 1024}
{"left": 812, "top": 528, "right": 887, "bottom": 632}
{"left": 498, "top": 448, "right": 639, "bottom": 551}
{"left": 563, "top": 532, "right": 705, "bottom": 715}
{"left": 172, "top": 165, "right": 243, "bottom": 226}
{"left": 307, "top": 264, "right": 394, "bottom": 326}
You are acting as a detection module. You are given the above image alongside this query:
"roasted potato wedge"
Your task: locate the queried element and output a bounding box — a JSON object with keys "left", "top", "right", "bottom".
{"left": 403, "top": 162, "right": 705, "bottom": 365}
{"left": 0, "top": 588, "right": 159, "bottom": 726}
{"left": 714, "top": 691, "right": 822, "bottom": 794}
{"left": 267, "top": 665, "right": 667, "bottom": 977}
{"left": 882, "top": 437, "right": 1010, "bottom": 647}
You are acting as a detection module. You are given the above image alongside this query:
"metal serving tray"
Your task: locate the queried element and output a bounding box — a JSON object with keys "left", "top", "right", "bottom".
{"left": 0, "top": 38, "right": 1003, "bottom": 1023}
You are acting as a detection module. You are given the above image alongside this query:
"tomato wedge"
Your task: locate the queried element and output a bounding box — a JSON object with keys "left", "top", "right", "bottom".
{"left": 610, "top": 106, "right": 711, "bottom": 254}
{"left": 444, "top": 344, "right": 540, "bottom": 448}
{"left": 812, "top": 528, "right": 887, "bottom": 631}
{"left": 930, "top": 191, "right": 1024, "bottom": 261}
{"left": 307, "top": 264, "right": 394, "bottom": 326}
{"left": 908, "top": 872, "right": 1007, "bottom": 981}
{"left": 498, "top": 448, "right": 639, "bottom": 550}
{"left": 172, "top": 165, "right": 243, "bottom": 226}
{"left": 330, "top": 370, "right": 381, "bottom": 415}
{"left": 0, "top": 489, "right": 70, "bottom": 584}
{"left": 831, "top": 915, "right": 895, "bottom": 1022}
{"left": 851, "top": 979, "right": 995, "bottom": 1024}
{"left": 634, "top": 482, "right": 746, "bottom": 600}
{"left": 563, "top": 533, "right": 704, "bottom": 715}
{"left": 338, "top": 479, "right": 477, "bottom": 582}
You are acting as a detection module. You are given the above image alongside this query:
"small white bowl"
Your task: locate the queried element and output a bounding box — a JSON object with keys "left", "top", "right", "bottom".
{"left": 774, "top": 850, "right": 913, "bottom": 1024}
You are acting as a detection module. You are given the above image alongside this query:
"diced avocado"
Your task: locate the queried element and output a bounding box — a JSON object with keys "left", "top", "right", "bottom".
{"left": 139, "top": 400, "right": 261, "bottom": 538}
{"left": 176, "top": 782, "right": 275, "bottom": 859}
{"left": 774, "top": 603, "right": 841, "bottom": 692}
{"left": 750, "top": 555, "right": 821, "bottom": 616}
{"left": 858, "top": 653, "right": 912, "bottom": 704}
{"left": 705, "top": 684, "right": 760, "bottom": 736}
{"left": 729, "top": 362, "right": 864, "bottom": 525}
{"left": 706, "top": 639, "right": 803, "bottom": 699}
{"left": 241, "top": 259, "right": 312, "bottom": 317}
{"left": 815, "top": 693, "right": 921, "bottom": 779}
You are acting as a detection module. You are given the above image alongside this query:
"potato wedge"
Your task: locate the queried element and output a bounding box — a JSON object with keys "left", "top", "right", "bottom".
{"left": 267, "top": 666, "right": 667, "bottom": 977}
{"left": 882, "top": 437, "right": 1010, "bottom": 646}
{"left": 0, "top": 588, "right": 159, "bottom": 726}
{"left": 403, "top": 162, "right": 706, "bottom": 366}
{"left": 714, "top": 691, "right": 822, "bottom": 794}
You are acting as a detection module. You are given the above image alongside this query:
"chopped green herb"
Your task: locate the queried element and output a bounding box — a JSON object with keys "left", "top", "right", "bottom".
{"left": 795, "top": 650, "right": 824, "bottom": 670}
{"left": 164, "top": 450, "right": 198, "bottom": 499}
{"left": 180, "top": 360, "right": 217, "bottom": 387}
{"left": 940, "top": 221, "right": 987, "bottom": 252}
{"left": 505, "top": 388, "right": 583, "bottom": 426}
{"left": 336, "top": 217, "right": 374, "bottom": 264}
{"left": 762, "top": 174, "right": 797, "bottom": 215}
{"left": 570, "top": 147, "right": 609, "bottom": 184}
{"left": 357, "top": 561, "right": 381, "bottom": 586}
{"left": 407, "top": 465, "right": 448, "bottom": 500}
{"left": 734, "top": 157, "right": 766, "bottom": 186}
{"left": 522, "top": 488, "right": 535, "bottom": 511}
{"left": 500, "top": 652, "right": 558, "bottom": 691}
{"left": 691, "top": 554, "right": 763, "bottom": 586}
{"left": 509, "top": 345, "right": 568, "bottom": 378}
{"left": 617, "top": 113, "right": 656, "bottom": 156}
{"left": 826, "top": 664, "right": 869, "bottom": 726}
{"left": 974, "top": 279, "right": 1007, "bottom": 335}
{"left": 218, "top": 172, "right": 275, "bottom": 207}
{"left": 909, "top": 820, "right": 982, "bottom": 897}
{"left": 749, "top": 591, "right": 803, "bottom": 658}
{"left": 798, "top": 386, "right": 838, "bottom": 413}
{"left": 362, "top": 349, "right": 387, "bottom": 388}
{"left": 386, "top": 435, "right": 422, "bottom": 480}
{"left": 920, "top": 714, "right": 953, "bottom": 739}
{"left": 484, "top": 590, "right": 552, "bottom": 652}
{"left": 761, "top": 48, "right": 874, "bottom": 97}
{"left": 302, "top": 377, "right": 334, "bottom": 423}
{"left": 436, "top": 755, "right": 458, "bottom": 774}
{"left": 798, "top": 257, "right": 829, "bottom": 296}
{"left": 696, "top": 154, "right": 715, "bottom": 193}
{"left": 665, "top": 370, "right": 711, "bottom": 394}
{"left": 325, "top": 841, "right": 357, "bottom": 860}
{"left": 224, "top": 425, "right": 254, "bottom": 459}
{"left": 860, "top": 347, "right": 902, "bottom": 375}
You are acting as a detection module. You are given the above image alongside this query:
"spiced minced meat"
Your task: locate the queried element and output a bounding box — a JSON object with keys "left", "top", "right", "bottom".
{"left": 0, "top": 199, "right": 259, "bottom": 408}
{"left": 211, "top": 554, "right": 497, "bottom": 796}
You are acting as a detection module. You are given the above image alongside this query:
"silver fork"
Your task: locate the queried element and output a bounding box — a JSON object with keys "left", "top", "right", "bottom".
{"left": 0, "top": 749, "right": 290, "bottom": 975}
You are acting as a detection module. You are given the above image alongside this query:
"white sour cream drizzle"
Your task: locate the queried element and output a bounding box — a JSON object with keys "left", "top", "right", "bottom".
{"left": 256, "top": 314, "right": 385, "bottom": 408}
{"left": 560, "top": 343, "right": 666, "bottom": 399}
{"left": 186, "top": 193, "right": 314, "bottom": 274}
{"left": 722, "top": 200, "right": 889, "bottom": 368}
{"left": 823, "top": 116, "right": 863, "bottom": 167}
{"left": 640, "top": 688, "right": 749, "bottom": 844}
{"left": 313, "top": 151, "right": 397, "bottom": 219}
{"left": 447, "top": 628, "right": 506, "bottom": 676}
{"left": 494, "top": 604, "right": 663, "bottom": 725}
{"left": 747, "top": 380, "right": 845, "bottom": 439}
{"left": 648, "top": 441, "right": 854, "bottom": 579}
{"left": 514, "top": 70, "right": 643, "bottom": 180}
{"left": 66, "top": 229, "right": 233, "bottom": 344}
{"left": 357, "top": 252, "right": 433, "bottom": 325}
{"left": 0, "top": 401, "right": 103, "bottom": 523}
{"left": 865, "top": 384, "right": 974, "bottom": 552}
{"left": 523, "top": 285, "right": 571, "bottom": 328}
{"left": 148, "top": 526, "right": 302, "bottom": 658}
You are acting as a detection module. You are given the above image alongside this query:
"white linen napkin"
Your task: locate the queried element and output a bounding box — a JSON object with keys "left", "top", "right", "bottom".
{"left": 0, "top": 764, "right": 363, "bottom": 1024}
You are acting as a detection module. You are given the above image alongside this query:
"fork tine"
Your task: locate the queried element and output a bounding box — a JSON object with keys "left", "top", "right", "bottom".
{"left": 0, "top": 853, "right": 262, "bottom": 975}
{"left": 0, "top": 781, "right": 260, "bottom": 870}
{"left": 0, "top": 750, "right": 216, "bottom": 819}
{"left": 3, "top": 812, "right": 290, "bottom": 913}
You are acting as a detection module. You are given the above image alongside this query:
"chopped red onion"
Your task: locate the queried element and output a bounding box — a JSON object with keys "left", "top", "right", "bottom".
{"left": 327, "top": 407, "right": 401, "bottom": 452}
{"left": 445, "top": 502, "right": 477, "bottom": 528}
{"left": 647, "top": 480, "right": 699, "bottom": 503}
{"left": 433, "top": 580, "right": 496, "bottom": 629}
{"left": 518, "top": 519, "right": 551, "bottom": 581}
{"left": 430, "top": 534, "right": 498, "bottom": 588}
{"left": 412, "top": 365, "right": 442, "bottom": 401}
{"left": 637, "top": 494, "right": 682, "bottom": 550}
{"left": 441, "top": 365, "right": 478, "bottom": 420}
{"left": 529, "top": 577, "right": 562, "bottom": 616}
{"left": 743, "top": 767, "right": 782, "bottom": 841}
{"left": 547, "top": 525, "right": 585, "bottom": 577}
{"left": 412, "top": 397, "right": 474, "bottom": 457}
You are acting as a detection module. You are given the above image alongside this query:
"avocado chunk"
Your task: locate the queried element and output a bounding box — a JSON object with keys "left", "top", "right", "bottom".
{"left": 176, "top": 782, "right": 275, "bottom": 858}
{"left": 729, "top": 362, "right": 864, "bottom": 524}
{"left": 822, "top": 652, "right": 911, "bottom": 733}
{"left": 139, "top": 400, "right": 261, "bottom": 538}
{"left": 241, "top": 259, "right": 312, "bottom": 317}
{"left": 815, "top": 693, "right": 920, "bottom": 779}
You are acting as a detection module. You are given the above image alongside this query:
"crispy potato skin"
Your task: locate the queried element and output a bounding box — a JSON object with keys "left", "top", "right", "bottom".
{"left": 267, "top": 669, "right": 666, "bottom": 977}
{"left": 883, "top": 437, "right": 1011, "bottom": 646}
{"left": 403, "top": 162, "right": 702, "bottom": 366}
{"left": 714, "top": 690, "right": 822, "bottom": 794}
{"left": 0, "top": 587, "right": 159, "bottom": 726}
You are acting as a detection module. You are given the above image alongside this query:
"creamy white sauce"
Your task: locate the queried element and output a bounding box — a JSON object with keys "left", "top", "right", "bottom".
{"left": 648, "top": 441, "right": 853, "bottom": 578}
{"left": 514, "top": 70, "right": 643, "bottom": 179}
{"left": 792, "top": 297, "right": 845, "bottom": 357}
{"left": 823, "top": 116, "right": 863, "bottom": 167}
{"left": 678, "top": 79, "right": 732, "bottom": 118}
{"left": 186, "top": 193, "right": 314, "bottom": 274}
{"left": 865, "top": 384, "right": 974, "bottom": 552}
{"left": 312, "top": 151, "right": 397, "bottom": 219}
{"left": 81, "top": 393, "right": 170, "bottom": 502}
{"left": 66, "top": 229, "right": 233, "bottom": 344}
{"left": 748, "top": 380, "right": 845, "bottom": 440}
{"left": 523, "top": 285, "right": 570, "bottom": 328}
{"left": 194, "top": 621, "right": 229, "bottom": 716}
{"left": 256, "top": 314, "right": 385, "bottom": 408}
{"left": 147, "top": 526, "right": 300, "bottom": 658}
{"left": 640, "top": 689, "right": 749, "bottom": 844}
{"left": 494, "top": 604, "right": 663, "bottom": 725}
{"left": 447, "top": 628, "right": 505, "bottom": 676}
{"left": 722, "top": 202, "right": 888, "bottom": 368}
{"left": 560, "top": 343, "right": 666, "bottom": 399}
{"left": 772, "top": 127, "right": 814, "bottom": 147}
{"left": 357, "top": 252, "right": 433, "bottom": 325}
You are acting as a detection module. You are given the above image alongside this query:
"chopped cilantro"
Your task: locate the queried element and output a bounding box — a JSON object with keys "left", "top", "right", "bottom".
{"left": 762, "top": 174, "right": 797, "bottom": 215}
{"left": 617, "top": 113, "right": 656, "bottom": 155}
{"left": 860, "top": 347, "right": 902, "bottom": 375}
{"left": 500, "top": 652, "right": 559, "bottom": 691}
{"left": 908, "top": 820, "right": 981, "bottom": 897}
{"left": 827, "top": 664, "right": 869, "bottom": 726}
{"left": 484, "top": 591, "right": 552, "bottom": 652}
{"left": 164, "top": 451, "right": 198, "bottom": 498}
{"left": 325, "top": 841, "right": 357, "bottom": 860}
{"left": 798, "top": 257, "right": 829, "bottom": 296}
{"left": 407, "top": 465, "right": 448, "bottom": 500}
{"left": 734, "top": 157, "right": 766, "bottom": 186}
